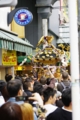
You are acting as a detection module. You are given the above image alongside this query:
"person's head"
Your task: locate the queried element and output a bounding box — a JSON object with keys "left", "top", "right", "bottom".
{"left": 0, "top": 80, "right": 6, "bottom": 91}
{"left": 39, "top": 76, "right": 46, "bottom": 85}
{"left": 56, "top": 98, "right": 64, "bottom": 108}
{"left": 7, "top": 79, "right": 23, "bottom": 97}
{"left": 34, "top": 81, "right": 40, "bottom": 87}
{"left": 56, "top": 91, "right": 63, "bottom": 108}
{"left": 62, "top": 88, "right": 71, "bottom": 107}
{"left": 33, "top": 84, "right": 44, "bottom": 96}
{"left": 46, "top": 78, "right": 51, "bottom": 85}
{"left": 20, "top": 103, "right": 34, "bottom": 120}
{"left": 48, "top": 78, "right": 56, "bottom": 88}
{"left": 43, "top": 87, "right": 56, "bottom": 104}
{"left": 23, "top": 77, "right": 34, "bottom": 91}
{"left": 0, "top": 80, "right": 9, "bottom": 101}
{"left": 62, "top": 71, "right": 68, "bottom": 80}
{"left": 0, "top": 102, "right": 22, "bottom": 120}
{"left": 15, "top": 76, "right": 22, "bottom": 82}
{"left": 5, "top": 74, "right": 13, "bottom": 82}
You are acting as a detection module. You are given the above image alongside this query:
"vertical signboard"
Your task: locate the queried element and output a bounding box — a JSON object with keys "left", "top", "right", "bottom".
{"left": 60, "top": 0, "right": 69, "bottom": 24}
{"left": 61, "top": 0, "right": 77, "bottom": 24}
{"left": 2, "top": 49, "right": 17, "bottom": 66}
{"left": 62, "top": 0, "right": 69, "bottom": 23}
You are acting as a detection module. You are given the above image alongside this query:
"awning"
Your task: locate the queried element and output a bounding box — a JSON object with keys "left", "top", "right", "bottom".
{"left": 0, "top": 28, "right": 33, "bottom": 54}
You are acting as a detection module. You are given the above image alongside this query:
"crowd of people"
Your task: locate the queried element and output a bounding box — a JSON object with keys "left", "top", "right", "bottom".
{"left": 0, "top": 68, "right": 72, "bottom": 120}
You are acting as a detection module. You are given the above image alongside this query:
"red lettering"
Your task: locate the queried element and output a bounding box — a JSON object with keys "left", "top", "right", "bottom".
{"left": 12, "top": 57, "right": 16, "bottom": 62}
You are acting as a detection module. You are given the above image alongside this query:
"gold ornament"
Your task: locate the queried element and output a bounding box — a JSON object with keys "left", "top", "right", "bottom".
{"left": 58, "top": 44, "right": 65, "bottom": 50}
{"left": 46, "top": 54, "right": 49, "bottom": 57}
{"left": 37, "top": 36, "right": 44, "bottom": 46}
{"left": 37, "top": 56, "right": 39, "bottom": 58}
{"left": 42, "top": 56, "right": 45, "bottom": 59}
{"left": 35, "top": 47, "right": 41, "bottom": 52}
{"left": 48, "top": 52, "right": 52, "bottom": 54}
{"left": 44, "top": 51, "right": 47, "bottom": 54}
{"left": 39, "top": 52, "right": 43, "bottom": 55}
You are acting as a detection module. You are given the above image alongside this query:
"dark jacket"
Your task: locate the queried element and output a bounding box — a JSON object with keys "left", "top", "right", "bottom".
{"left": 25, "top": 90, "right": 32, "bottom": 97}
{"left": 47, "top": 108, "right": 72, "bottom": 120}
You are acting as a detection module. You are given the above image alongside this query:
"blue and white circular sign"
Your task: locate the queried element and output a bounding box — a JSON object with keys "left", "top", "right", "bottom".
{"left": 14, "top": 9, "right": 33, "bottom": 26}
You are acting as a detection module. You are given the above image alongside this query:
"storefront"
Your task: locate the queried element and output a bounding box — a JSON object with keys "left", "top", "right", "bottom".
{"left": 0, "top": 28, "right": 33, "bottom": 80}
{"left": 14, "top": 65, "right": 33, "bottom": 76}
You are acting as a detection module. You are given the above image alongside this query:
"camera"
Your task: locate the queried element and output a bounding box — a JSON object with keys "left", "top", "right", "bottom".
{"left": 16, "top": 96, "right": 29, "bottom": 101}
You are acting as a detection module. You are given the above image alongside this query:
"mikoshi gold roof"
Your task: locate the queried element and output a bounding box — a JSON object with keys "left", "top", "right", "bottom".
{"left": 34, "top": 46, "right": 60, "bottom": 65}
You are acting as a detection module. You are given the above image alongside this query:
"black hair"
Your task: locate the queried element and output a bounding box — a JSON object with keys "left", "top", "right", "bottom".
{"left": 56, "top": 99, "right": 64, "bottom": 108}
{"left": 62, "top": 88, "right": 71, "bottom": 106}
{"left": 43, "top": 87, "right": 56, "bottom": 104}
{"left": 15, "top": 76, "right": 22, "bottom": 82}
{"left": 33, "top": 84, "right": 44, "bottom": 95}
{"left": 46, "top": 78, "right": 51, "bottom": 85}
{"left": 0, "top": 80, "right": 6, "bottom": 91}
{"left": 7, "top": 79, "right": 22, "bottom": 97}
{"left": 34, "top": 81, "right": 40, "bottom": 87}
{"left": 5, "top": 74, "right": 12, "bottom": 82}
{"left": 23, "top": 77, "right": 32, "bottom": 90}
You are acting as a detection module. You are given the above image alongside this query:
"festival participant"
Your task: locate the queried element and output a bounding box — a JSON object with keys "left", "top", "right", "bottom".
{"left": 0, "top": 102, "right": 22, "bottom": 120}
{"left": 57, "top": 71, "right": 71, "bottom": 93}
{"left": 33, "top": 83, "right": 44, "bottom": 97}
{"left": 7, "top": 79, "right": 24, "bottom": 105}
{"left": 0, "top": 92, "right": 5, "bottom": 106}
{"left": 5, "top": 74, "right": 13, "bottom": 82}
{"left": 20, "top": 103, "right": 34, "bottom": 120}
{"left": 7, "top": 79, "right": 38, "bottom": 120}
{"left": 23, "top": 77, "right": 34, "bottom": 97}
{"left": 0, "top": 80, "right": 9, "bottom": 101}
{"left": 43, "top": 87, "right": 57, "bottom": 117}
{"left": 46, "top": 88, "right": 72, "bottom": 120}
{"left": 39, "top": 76, "right": 47, "bottom": 85}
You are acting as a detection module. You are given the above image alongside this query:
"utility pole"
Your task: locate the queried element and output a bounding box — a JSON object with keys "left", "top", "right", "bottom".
{"left": 78, "top": 0, "right": 80, "bottom": 73}
{"left": 68, "top": 0, "right": 80, "bottom": 120}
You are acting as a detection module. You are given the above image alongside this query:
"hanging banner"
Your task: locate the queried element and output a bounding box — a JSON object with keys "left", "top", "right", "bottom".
{"left": 2, "top": 49, "right": 17, "bottom": 66}
{"left": 60, "top": 0, "right": 69, "bottom": 23}
{"left": 61, "top": 0, "right": 77, "bottom": 23}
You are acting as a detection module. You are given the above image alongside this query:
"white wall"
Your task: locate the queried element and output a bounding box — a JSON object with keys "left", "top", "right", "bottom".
{"left": 0, "top": 67, "right": 5, "bottom": 80}
{"left": 49, "top": 1, "right": 60, "bottom": 35}
{"left": 0, "top": 7, "right": 11, "bottom": 31}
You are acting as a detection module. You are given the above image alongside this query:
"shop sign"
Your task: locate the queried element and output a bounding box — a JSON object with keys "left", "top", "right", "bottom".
{"left": 2, "top": 50, "right": 17, "bottom": 66}
{"left": 14, "top": 65, "right": 32, "bottom": 71}
{"left": 15, "top": 66, "right": 22, "bottom": 71}
{"left": 14, "top": 9, "right": 33, "bottom": 26}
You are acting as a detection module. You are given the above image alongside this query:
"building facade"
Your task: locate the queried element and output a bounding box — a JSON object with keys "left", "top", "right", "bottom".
{"left": 0, "top": 7, "right": 33, "bottom": 80}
